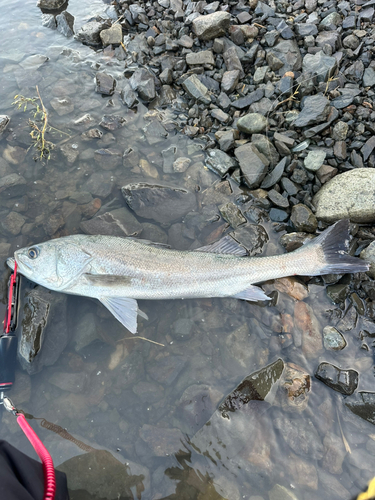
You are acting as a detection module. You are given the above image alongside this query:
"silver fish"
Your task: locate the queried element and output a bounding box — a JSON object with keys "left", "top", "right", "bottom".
{"left": 8, "top": 220, "right": 368, "bottom": 333}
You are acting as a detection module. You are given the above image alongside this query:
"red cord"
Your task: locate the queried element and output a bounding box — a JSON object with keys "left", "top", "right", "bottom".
{"left": 4, "top": 261, "right": 17, "bottom": 334}
{"left": 16, "top": 414, "right": 56, "bottom": 500}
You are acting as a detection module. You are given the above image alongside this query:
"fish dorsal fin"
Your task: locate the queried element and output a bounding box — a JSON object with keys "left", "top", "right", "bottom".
{"left": 99, "top": 296, "right": 148, "bottom": 333}
{"left": 83, "top": 274, "right": 132, "bottom": 287}
{"left": 233, "top": 286, "right": 270, "bottom": 301}
{"left": 195, "top": 235, "right": 247, "bottom": 256}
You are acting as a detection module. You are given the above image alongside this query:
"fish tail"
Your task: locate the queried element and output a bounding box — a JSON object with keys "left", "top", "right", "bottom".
{"left": 296, "top": 219, "right": 369, "bottom": 275}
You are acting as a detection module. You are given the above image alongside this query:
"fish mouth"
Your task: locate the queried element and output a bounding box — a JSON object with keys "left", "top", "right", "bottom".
{"left": 6, "top": 257, "right": 15, "bottom": 271}
{"left": 13, "top": 253, "right": 34, "bottom": 273}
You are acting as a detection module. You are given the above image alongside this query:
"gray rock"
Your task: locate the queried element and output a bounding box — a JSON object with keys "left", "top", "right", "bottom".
{"left": 302, "top": 52, "right": 337, "bottom": 83}
{"left": 319, "top": 12, "right": 342, "bottom": 28}
{"left": 17, "top": 284, "right": 68, "bottom": 375}
{"left": 223, "top": 46, "right": 244, "bottom": 78}
{"left": 0, "top": 173, "right": 27, "bottom": 198}
{"left": 173, "top": 157, "right": 191, "bottom": 173}
{"left": 363, "top": 67, "right": 375, "bottom": 87}
{"left": 37, "top": 0, "right": 65, "bottom": 9}
{"left": 315, "top": 362, "right": 358, "bottom": 395}
{"left": 49, "top": 371, "right": 88, "bottom": 393}
{"left": 313, "top": 168, "right": 375, "bottom": 223}
{"left": 206, "top": 149, "right": 238, "bottom": 176}
{"left": 304, "top": 150, "right": 326, "bottom": 171}
{"left": 237, "top": 113, "right": 267, "bottom": 134}
{"left": 323, "top": 326, "right": 347, "bottom": 351}
{"left": 362, "top": 136, "right": 375, "bottom": 162}
{"left": 231, "top": 88, "right": 264, "bottom": 109}
{"left": 192, "top": 12, "right": 231, "bottom": 41}
{"left": 146, "top": 355, "right": 187, "bottom": 385}
{"left": 219, "top": 202, "right": 246, "bottom": 228}
{"left": 290, "top": 204, "right": 317, "bottom": 233}
{"left": 235, "top": 143, "right": 269, "bottom": 189}
{"left": 0, "top": 211, "right": 25, "bottom": 236}
{"left": 253, "top": 65, "right": 269, "bottom": 85}
{"left": 129, "top": 69, "right": 155, "bottom": 102}
{"left": 268, "top": 189, "right": 289, "bottom": 208}
{"left": 182, "top": 74, "right": 210, "bottom": 104}
{"left": 100, "top": 23, "right": 122, "bottom": 46}
{"left": 294, "top": 95, "right": 331, "bottom": 128}
{"left": 210, "top": 108, "right": 229, "bottom": 123}
{"left": 95, "top": 72, "right": 116, "bottom": 96}
{"left": 83, "top": 172, "right": 115, "bottom": 198}
{"left": 333, "top": 141, "right": 346, "bottom": 160}
{"left": 343, "top": 34, "right": 360, "bottom": 50}
{"left": 122, "top": 182, "right": 197, "bottom": 224}
{"left": 261, "top": 157, "right": 287, "bottom": 189}
{"left": 295, "top": 23, "right": 318, "bottom": 36}
{"left": 80, "top": 207, "right": 142, "bottom": 237}
{"left": 120, "top": 80, "right": 138, "bottom": 108}
{"left": 266, "top": 52, "right": 284, "bottom": 71}
{"left": 50, "top": 97, "right": 74, "bottom": 116}
{"left": 74, "top": 20, "right": 110, "bottom": 46}
{"left": 251, "top": 134, "right": 279, "bottom": 167}
{"left": 273, "top": 414, "right": 323, "bottom": 459}
{"left": 360, "top": 241, "right": 375, "bottom": 279}
{"left": 267, "top": 39, "right": 302, "bottom": 73}
{"left": 231, "top": 225, "right": 269, "bottom": 256}
{"left": 332, "top": 121, "right": 349, "bottom": 141}
{"left": 56, "top": 11, "right": 74, "bottom": 37}
{"left": 186, "top": 50, "right": 215, "bottom": 66}
{"left": 331, "top": 88, "right": 361, "bottom": 109}
{"left": 99, "top": 115, "right": 126, "bottom": 131}
{"left": 0, "top": 115, "right": 10, "bottom": 135}
{"left": 221, "top": 70, "right": 240, "bottom": 93}
{"left": 346, "top": 392, "right": 375, "bottom": 426}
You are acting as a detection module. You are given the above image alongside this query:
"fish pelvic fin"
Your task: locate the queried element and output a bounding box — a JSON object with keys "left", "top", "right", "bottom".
{"left": 99, "top": 296, "right": 148, "bottom": 334}
{"left": 233, "top": 285, "right": 270, "bottom": 301}
{"left": 296, "top": 219, "right": 370, "bottom": 275}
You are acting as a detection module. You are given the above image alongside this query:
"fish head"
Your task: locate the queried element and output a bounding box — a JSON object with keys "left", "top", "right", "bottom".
{"left": 14, "top": 238, "right": 92, "bottom": 290}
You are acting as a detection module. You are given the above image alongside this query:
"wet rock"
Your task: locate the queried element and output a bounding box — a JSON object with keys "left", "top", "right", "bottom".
{"left": 57, "top": 450, "right": 148, "bottom": 499}
{"left": 268, "top": 484, "right": 299, "bottom": 500}
{"left": 315, "top": 362, "right": 358, "bottom": 395}
{"left": 48, "top": 371, "right": 88, "bottom": 393}
{"left": 17, "top": 284, "right": 68, "bottom": 375}
{"left": 223, "top": 46, "right": 244, "bottom": 78}
{"left": 317, "top": 470, "right": 351, "bottom": 500}
{"left": 0, "top": 211, "right": 25, "bottom": 236}
{"left": 294, "top": 301, "right": 324, "bottom": 359}
{"left": 261, "top": 157, "right": 287, "bottom": 189}
{"left": 221, "top": 70, "right": 240, "bottom": 93}
{"left": 139, "top": 424, "right": 185, "bottom": 456}
{"left": 100, "top": 23, "right": 122, "bottom": 46}
{"left": 346, "top": 392, "right": 375, "bottom": 426}
{"left": 219, "top": 202, "right": 246, "bottom": 228}
{"left": 268, "top": 189, "right": 288, "bottom": 209}
{"left": 294, "top": 95, "right": 331, "bottom": 128}
{"left": 37, "top": 0, "right": 65, "bottom": 8}
{"left": 360, "top": 241, "right": 375, "bottom": 279}
{"left": 56, "top": 11, "right": 74, "bottom": 37}
{"left": 251, "top": 134, "right": 279, "bottom": 167}
{"left": 94, "top": 148, "right": 121, "bottom": 170}
{"left": 269, "top": 208, "right": 288, "bottom": 222}
{"left": 95, "top": 72, "right": 116, "bottom": 96}
{"left": 83, "top": 172, "right": 114, "bottom": 199}
{"left": 304, "top": 150, "right": 326, "bottom": 172}
{"left": 273, "top": 414, "right": 323, "bottom": 459}
{"left": 277, "top": 363, "right": 311, "bottom": 413}
{"left": 274, "top": 277, "right": 308, "bottom": 300}
{"left": 122, "top": 182, "right": 197, "bottom": 224}
{"left": 280, "top": 232, "right": 315, "bottom": 252}
{"left": 326, "top": 284, "right": 349, "bottom": 304}
{"left": 182, "top": 74, "right": 210, "bottom": 104}
{"left": 322, "top": 432, "right": 347, "bottom": 475}
{"left": 192, "top": 12, "right": 231, "bottom": 41}
{"left": 43, "top": 212, "right": 65, "bottom": 236}
{"left": 231, "top": 224, "right": 269, "bottom": 256}
{"left": 235, "top": 143, "right": 269, "bottom": 189}
{"left": 75, "top": 20, "right": 110, "bottom": 46}
{"left": 50, "top": 97, "right": 74, "bottom": 116}
{"left": 313, "top": 168, "right": 375, "bottom": 223}
{"left": 0, "top": 174, "right": 27, "bottom": 198}
{"left": 99, "top": 115, "right": 126, "bottom": 131}
{"left": 172, "top": 157, "right": 191, "bottom": 173}
{"left": 80, "top": 207, "right": 142, "bottom": 237}
{"left": 290, "top": 204, "right": 317, "bottom": 233}
{"left": 363, "top": 67, "right": 375, "bottom": 88}
{"left": 0, "top": 115, "right": 10, "bottom": 135}
{"left": 237, "top": 113, "right": 267, "bottom": 134}
{"left": 147, "top": 355, "right": 186, "bottom": 385}
{"left": 336, "top": 304, "right": 358, "bottom": 332}
{"left": 177, "top": 384, "right": 223, "bottom": 431}
{"left": 323, "top": 326, "right": 347, "bottom": 351}
{"left": 129, "top": 69, "right": 155, "bottom": 102}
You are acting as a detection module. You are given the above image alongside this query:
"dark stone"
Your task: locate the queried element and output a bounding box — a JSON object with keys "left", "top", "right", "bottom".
{"left": 294, "top": 94, "right": 331, "bottom": 128}
{"left": 83, "top": 172, "right": 115, "bottom": 198}
{"left": 80, "top": 207, "right": 142, "bottom": 237}
{"left": 295, "top": 23, "right": 318, "bottom": 36}
{"left": 302, "top": 52, "right": 337, "bottom": 83}
{"left": 121, "top": 182, "right": 197, "bottom": 224}
{"left": 231, "top": 88, "right": 264, "bottom": 110}
{"left": 37, "top": 0, "right": 65, "bottom": 9}
{"left": 280, "top": 232, "right": 315, "bottom": 252}
{"left": 129, "top": 68, "right": 156, "bottom": 102}
{"left": 0, "top": 115, "right": 10, "bottom": 135}
{"left": 331, "top": 88, "right": 361, "bottom": 109}
{"left": 146, "top": 355, "right": 187, "bottom": 385}
{"left": 326, "top": 284, "right": 350, "bottom": 304}
{"left": 281, "top": 177, "right": 299, "bottom": 196}
{"left": 16, "top": 281, "right": 69, "bottom": 375}
{"left": 290, "top": 204, "right": 317, "bottom": 233}
{"left": 206, "top": 149, "right": 237, "bottom": 176}
{"left": 261, "top": 157, "right": 287, "bottom": 189}
{"left": 56, "top": 11, "right": 74, "bottom": 37}
{"left": 267, "top": 39, "right": 302, "bottom": 73}
{"left": 346, "top": 392, "right": 375, "bottom": 425}
{"left": 268, "top": 189, "right": 289, "bottom": 208}
{"left": 99, "top": 115, "right": 126, "bottom": 131}
{"left": 234, "top": 143, "right": 269, "bottom": 189}
{"left": 362, "top": 136, "right": 375, "bottom": 162}
{"left": 74, "top": 20, "right": 110, "bottom": 46}
{"left": 230, "top": 224, "right": 269, "bottom": 256}
{"left": 223, "top": 46, "right": 244, "bottom": 78}
{"left": 0, "top": 174, "right": 27, "bottom": 198}
{"left": 95, "top": 72, "right": 116, "bottom": 96}
{"left": 269, "top": 208, "right": 288, "bottom": 222}
{"left": 315, "top": 362, "right": 358, "bottom": 396}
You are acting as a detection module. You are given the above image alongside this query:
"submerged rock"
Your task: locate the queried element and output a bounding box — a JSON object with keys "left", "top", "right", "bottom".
{"left": 56, "top": 11, "right": 74, "bottom": 37}
{"left": 122, "top": 182, "right": 197, "bottom": 224}
{"left": 315, "top": 362, "right": 358, "bottom": 395}
{"left": 0, "top": 115, "right": 10, "bottom": 135}
{"left": 80, "top": 207, "right": 142, "bottom": 237}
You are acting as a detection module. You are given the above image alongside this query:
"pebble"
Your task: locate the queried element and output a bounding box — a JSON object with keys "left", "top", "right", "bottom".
{"left": 234, "top": 143, "right": 269, "bottom": 189}
{"left": 294, "top": 94, "right": 331, "bottom": 128}
{"left": 290, "top": 204, "right": 317, "bottom": 233}
{"left": 99, "top": 24, "right": 122, "bottom": 47}
{"left": 237, "top": 113, "right": 267, "bottom": 134}
{"left": 192, "top": 12, "right": 231, "bottom": 41}
{"left": 323, "top": 326, "right": 347, "bottom": 351}
{"left": 304, "top": 150, "right": 326, "bottom": 172}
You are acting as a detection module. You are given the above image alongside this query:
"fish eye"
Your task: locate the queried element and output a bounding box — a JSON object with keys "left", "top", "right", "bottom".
{"left": 28, "top": 247, "right": 40, "bottom": 259}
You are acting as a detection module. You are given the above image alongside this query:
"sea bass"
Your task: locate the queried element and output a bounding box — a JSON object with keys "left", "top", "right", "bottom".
{"left": 8, "top": 220, "right": 368, "bottom": 333}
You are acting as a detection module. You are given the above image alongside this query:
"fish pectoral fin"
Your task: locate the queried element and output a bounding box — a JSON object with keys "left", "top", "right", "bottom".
{"left": 195, "top": 235, "right": 247, "bottom": 257}
{"left": 83, "top": 274, "right": 132, "bottom": 287}
{"left": 99, "top": 296, "right": 147, "bottom": 334}
{"left": 233, "top": 286, "right": 270, "bottom": 302}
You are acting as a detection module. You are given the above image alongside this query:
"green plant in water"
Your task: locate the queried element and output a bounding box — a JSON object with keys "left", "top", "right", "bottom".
{"left": 12, "top": 86, "right": 68, "bottom": 162}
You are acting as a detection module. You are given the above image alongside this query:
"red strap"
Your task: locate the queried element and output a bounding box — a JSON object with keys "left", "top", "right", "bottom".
{"left": 4, "top": 262, "right": 17, "bottom": 334}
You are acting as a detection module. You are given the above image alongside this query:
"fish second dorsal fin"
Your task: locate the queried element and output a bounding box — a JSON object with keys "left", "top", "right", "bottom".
{"left": 99, "top": 296, "right": 148, "bottom": 333}
{"left": 195, "top": 235, "right": 247, "bottom": 256}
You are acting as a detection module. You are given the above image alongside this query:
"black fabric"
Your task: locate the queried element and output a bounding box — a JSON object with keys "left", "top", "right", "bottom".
{"left": 0, "top": 440, "right": 69, "bottom": 500}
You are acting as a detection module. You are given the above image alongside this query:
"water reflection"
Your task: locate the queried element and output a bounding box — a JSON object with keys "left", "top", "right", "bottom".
{"left": 1, "top": 2, "right": 375, "bottom": 500}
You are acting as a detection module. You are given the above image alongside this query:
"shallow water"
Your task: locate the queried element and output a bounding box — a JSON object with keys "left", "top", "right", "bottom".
{"left": 1, "top": 2, "right": 375, "bottom": 499}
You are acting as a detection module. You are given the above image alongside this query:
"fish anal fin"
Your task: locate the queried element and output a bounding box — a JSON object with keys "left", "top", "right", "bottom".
{"left": 233, "top": 286, "right": 270, "bottom": 302}
{"left": 83, "top": 274, "right": 132, "bottom": 287}
{"left": 195, "top": 235, "right": 247, "bottom": 257}
{"left": 99, "top": 296, "right": 146, "bottom": 333}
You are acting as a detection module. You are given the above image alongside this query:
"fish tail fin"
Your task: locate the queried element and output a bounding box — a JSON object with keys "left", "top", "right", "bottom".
{"left": 297, "top": 219, "right": 369, "bottom": 276}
